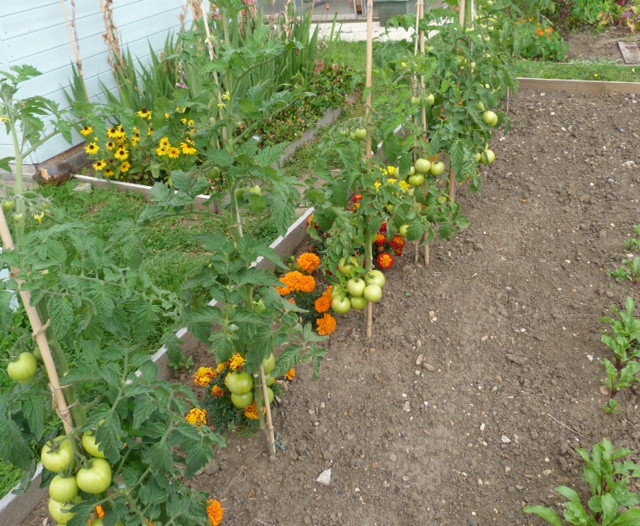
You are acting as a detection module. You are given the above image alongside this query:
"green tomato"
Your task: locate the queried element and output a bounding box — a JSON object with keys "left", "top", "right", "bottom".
{"left": 208, "top": 167, "right": 222, "bottom": 180}
{"left": 408, "top": 174, "right": 425, "bottom": 187}
{"left": 349, "top": 296, "right": 368, "bottom": 311}
{"left": 12, "top": 213, "right": 24, "bottom": 223}
{"left": 482, "top": 110, "right": 498, "bottom": 127}
{"left": 262, "top": 353, "right": 276, "bottom": 375}
{"left": 48, "top": 497, "right": 77, "bottom": 524}
{"left": 2, "top": 200, "right": 16, "bottom": 212}
{"left": 49, "top": 474, "right": 79, "bottom": 503}
{"left": 266, "top": 387, "right": 275, "bottom": 404}
{"left": 346, "top": 278, "right": 366, "bottom": 298}
{"left": 41, "top": 436, "right": 74, "bottom": 474}
{"left": 482, "top": 149, "right": 496, "bottom": 165}
{"left": 266, "top": 375, "right": 276, "bottom": 387}
{"left": 82, "top": 432, "right": 106, "bottom": 459}
{"left": 225, "top": 371, "right": 254, "bottom": 395}
{"left": 430, "top": 162, "right": 446, "bottom": 177}
{"left": 231, "top": 391, "right": 254, "bottom": 409}
{"left": 331, "top": 295, "right": 351, "bottom": 315}
{"left": 365, "top": 270, "right": 386, "bottom": 288}
{"left": 363, "top": 284, "right": 383, "bottom": 303}
{"left": 411, "top": 96, "right": 422, "bottom": 105}
{"left": 76, "top": 458, "right": 112, "bottom": 494}
{"left": 246, "top": 185, "right": 262, "bottom": 196}
{"left": 424, "top": 93, "right": 435, "bottom": 106}
{"left": 7, "top": 352, "right": 38, "bottom": 385}
{"left": 354, "top": 128, "right": 367, "bottom": 140}
{"left": 414, "top": 158, "right": 432, "bottom": 175}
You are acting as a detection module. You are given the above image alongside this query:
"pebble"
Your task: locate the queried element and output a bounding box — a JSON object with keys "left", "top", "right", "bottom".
{"left": 389, "top": 453, "right": 397, "bottom": 462}
{"left": 402, "top": 401, "right": 411, "bottom": 412}
{"left": 416, "top": 353, "right": 424, "bottom": 365}
{"left": 501, "top": 435, "right": 511, "bottom": 444}
{"left": 316, "top": 469, "right": 332, "bottom": 485}
{"left": 423, "top": 363, "right": 435, "bottom": 372}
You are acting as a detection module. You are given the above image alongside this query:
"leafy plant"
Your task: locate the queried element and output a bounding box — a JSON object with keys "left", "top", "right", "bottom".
{"left": 624, "top": 225, "right": 640, "bottom": 253}
{"left": 607, "top": 257, "right": 640, "bottom": 285}
{"left": 525, "top": 439, "right": 640, "bottom": 525}
{"left": 599, "top": 297, "right": 640, "bottom": 413}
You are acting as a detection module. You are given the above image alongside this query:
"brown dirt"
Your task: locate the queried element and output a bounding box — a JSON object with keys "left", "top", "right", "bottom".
{"left": 22, "top": 39, "right": 640, "bottom": 526}
{"left": 564, "top": 26, "right": 639, "bottom": 63}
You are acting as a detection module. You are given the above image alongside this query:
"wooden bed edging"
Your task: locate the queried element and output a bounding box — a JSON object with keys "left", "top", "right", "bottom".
{"left": 517, "top": 77, "right": 640, "bottom": 95}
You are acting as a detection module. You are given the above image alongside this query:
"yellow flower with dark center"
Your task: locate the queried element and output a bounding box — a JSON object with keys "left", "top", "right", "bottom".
{"left": 137, "top": 108, "right": 152, "bottom": 120}
{"left": 156, "top": 146, "right": 168, "bottom": 157}
{"left": 168, "top": 147, "right": 181, "bottom": 159}
{"left": 188, "top": 119, "right": 195, "bottom": 126}
{"left": 106, "top": 141, "right": 115, "bottom": 151}
{"left": 181, "top": 118, "right": 188, "bottom": 125}
{"left": 107, "top": 127, "right": 119, "bottom": 139}
{"left": 131, "top": 135, "right": 140, "bottom": 147}
{"left": 85, "top": 143, "right": 100, "bottom": 155}
{"left": 114, "top": 148, "right": 129, "bottom": 161}
{"left": 80, "top": 126, "right": 93, "bottom": 136}
{"left": 185, "top": 408, "right": 207, "bottom": 427}
{"left": 159, "top": 137, "right": 170, "bottom": 148}
{"left": 120, "top": 161, "right": 131, "bottom": 173}
{"left": 180, "top": 142, "right": 197, "bottom": 155}
{"left": 148, "top": 126, "right": 154, "bottom": 136}
{"left": 104, "top": 168, "right": 115, "bottom": 178}
{"left": 93, "top": 160, "right": 106, "bottom": 171}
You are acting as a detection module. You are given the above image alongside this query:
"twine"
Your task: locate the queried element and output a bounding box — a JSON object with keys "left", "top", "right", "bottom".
{"left": 32, "top": 319, "right": 51, "bottom": 339}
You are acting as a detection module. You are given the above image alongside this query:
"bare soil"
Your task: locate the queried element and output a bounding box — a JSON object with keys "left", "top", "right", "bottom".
{"left": 564, "top": 26, "right": 639, "bottom": 63}
{"left": 22, "top": 35, "right": 640, "bottom": 526}
{"left": 186, "top": 88, "right": 640, "bottom": 526}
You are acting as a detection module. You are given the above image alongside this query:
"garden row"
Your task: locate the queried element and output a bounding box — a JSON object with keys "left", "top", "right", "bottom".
{"left": 1, "top": 1, "right": 640, "bottom": 526}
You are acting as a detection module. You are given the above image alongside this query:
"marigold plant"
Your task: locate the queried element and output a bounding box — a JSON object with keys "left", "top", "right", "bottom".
{"left": 297, "top": 252, "right": 321, "bottom": 273}
{"left": 285, "top": 368, "right": 296, "bottom": 381}
{"left": 316, "top": 313, "right": 337, "bottom": 336}
{"left": 186, "top": 408, "right": 207, "bottom": 427}
{"left": 207, "top": 499, "right": 224, "bottom": 526}
{"left": 314, "top": 286, "right": 333, "bottom": 314}
{"left": 194, "top": 367, "right": 216, "bottom": 387}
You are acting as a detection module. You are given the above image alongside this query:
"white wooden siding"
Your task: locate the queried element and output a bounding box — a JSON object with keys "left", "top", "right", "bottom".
{"left": 0, "top": 0, "right": 189, "bottom": 167}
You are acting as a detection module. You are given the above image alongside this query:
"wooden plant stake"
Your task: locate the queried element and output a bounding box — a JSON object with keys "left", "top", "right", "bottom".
{"left": 60, "top": 0, "right": 89, "bottom": 99}
{"left": 0, "top": 208, "right": 74, "bottom": 435}
{"left": 365, "top": 0, "right": 374, "bottom": 339}
{"left": 449, "top": 166, "right": 456, "bottom": 202}
{"left": 258, "top": 364, "right": 276, "bottom": 456}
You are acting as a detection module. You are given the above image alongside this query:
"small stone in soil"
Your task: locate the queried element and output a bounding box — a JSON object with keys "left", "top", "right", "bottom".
{"left": 316, "top": 469, "right": 332, "bottom": 485}
{"left": 501, "top": 435, "right": 511, "bottom": 444}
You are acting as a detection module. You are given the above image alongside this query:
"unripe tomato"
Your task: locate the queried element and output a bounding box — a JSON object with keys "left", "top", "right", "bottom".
{"left": 49, "top": 474, "right": 79, "bottom": 503}
{"left": 408, "top": 174, "right": 425, "bottom": 187}
{"left": 354, "top": 128, "right": 367, "bottom": 140}
{"left": 48, "top": 497, "right": 77, "bottom": 524}
{"left": 430, "top": 162, "right": 446, "bottom": 177}
{"left": 482, "top": 110, "right": 498, "bottom": 127}
{"left": 231, "top": 391, "right": 254, "bottom": 409}
{"left": 262, "top": 353, "right": 276, "bottom": 375}
{"left": 225, "top": 371, "right": 254, "bottom": 395}
{"left": 82, "top": 432, "right": 106, "bottom": 459}
{"left": 331, "top": 295, "right": 351, "bottom": 315}
{"left": 414, "top": 158, "right": 432, "bottom": 175}
{"left": 346, "top": 278, "right": 366, "bottom": 298}
{"left": 363, "top": 284, "right": 383, "bottom": 303}
{"left": 41, "top": 436, "right": 74, "bottom": 473}
{"left": 7, "top": 352, "right": 38, "bottom": 385}
{"left": 2, "top": 200, "right": 16, "bottom": 212}
{"left": 349, "top": 296, "right": 368, "bottom": 311}
{"left": 76, "top": 458, "right": 112, "bottom": 494}
{"left": 365, "top": 270, "right": 386, "bottom": 288}
{"left": 424, "top": 93, "right": 435, "bottom": 106}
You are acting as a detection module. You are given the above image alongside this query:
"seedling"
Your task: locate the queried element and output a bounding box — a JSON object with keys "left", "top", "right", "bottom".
{"left": 599, "top": 297, "right": 640, "bottom": 412}
{"left": 525, "top": 439, "right": 640, "bottom": 525}
{"left": 607, "top": 257, "right": 640, "bottom": 285}
{"left": 624, "top": 225, "right": 640, "bottom": 253}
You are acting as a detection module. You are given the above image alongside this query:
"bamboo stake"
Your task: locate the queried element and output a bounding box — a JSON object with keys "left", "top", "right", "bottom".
{"left": 258, "top": 365, "right": 276, "bottom": 456}
{"left": 449, "top": 166, "right": 456, "bottom": 202}
{"left": 365, "top": 0, "right": 374, "bottom": 339}
{"left": 412, "top": 0, "right": 422, "bottom": 265}
{"left": 459, "top": 0, "right": 466, "bottom": 26}
{"left": 418, "top": 0, "right": 430, "bottom": 266}
{"left": 60, "top": 0, "right": 89, "bottom": 99}
{"left": 0, "top": 208, "right": 74, "bottom": 435}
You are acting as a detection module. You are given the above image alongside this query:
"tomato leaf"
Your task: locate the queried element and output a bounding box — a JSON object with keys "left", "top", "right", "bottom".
{"left": 48, "top": 295, "right": 74, "bottom": 339}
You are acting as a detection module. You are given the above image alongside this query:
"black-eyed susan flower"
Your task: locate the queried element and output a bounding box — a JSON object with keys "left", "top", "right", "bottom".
{"left": 104, "top": 168, "right": 115, "bottom": 178}
{"left": 107, "top": 127, "right": 119, "bottom": 139}
{"left": 120, "top": 161, "right": 131, "bottom": 173}
{"left": 159, "top": 136, "right": 170, "bottom": 148}
{"left": 93, "top": 160, "right": 106, "bottom": 171}
{"left": 80, "top": 126, "right": 93, "bottom": 137}
{"left": 168, "top": 147, "right": 181, "bottom": 159}
{"left": 156, "top": 146, "right": 168, "bottom": 157}
{"left": 114, "top": 148, "right": 129, "bottom": 161}
{"left": 137, "top": 108, "right": 152, "bottom": 120}
{"left": 106, "top": 141, "right": 116, "bottom": 151}
{"left": 85, "top": 143, "right": 100, "bottom": 155}
{"left": 180, "top": 142, "right": 197, "bottom": 155}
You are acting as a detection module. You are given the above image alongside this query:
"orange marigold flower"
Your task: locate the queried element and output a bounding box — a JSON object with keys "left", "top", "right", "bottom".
{"left": 212, "top": 385, "right": 226, "bottom": 398}
{"left": 244, "top": 402, "right": 260, "bottom": 421}
{"left": 207, "top": 499, "right": 224, "bottom": 526}
{"left": 546, "top": 27, "right": 553, "bottom": 33}
{"left": 380, "top": 221, "right": 388, "bottom": 233}
{"left": 96, "top": 505, "right": 105, "bottom": 519}
{"left": 298, "top": 274, "right": 316, "bottom": 294}
{"left": 537, "top": 28, "right": 544, "bottom": 37}
{"left": 186, "top": 408, "right": 207, "bottom": 427}
{"left": 316, "top": 313, "right": 337, "bottom": 336}
{"left": 285, "top": 368, "right": 296, "bottom": 381}
{"left": 376, "top": 252, "right": 396, "bottom": 271}
{"left": 194, "top": 367, "right": 216, "bottom": 387}
{"left": 229, "top": 354, "right": 245, "bottom": 371}
{"left": 278, "top": 271, "right": 316, "bottom": 294}
{"left": 375, "top": 232, "right": 387, "bottom": 246}
{"left": 314, "top": 286, "right": 333, "bottom": 314}
{"left": 215, "top": 362, "right": 228, "bottom": 375}
{"left": 297, "top": 253, "right": 321, "bottom": 274}
{"left": 306, "top": 214, "right": 315, "bottom": 230}
{"left": 389, "top": 234, "right": 406, "bottom": 252}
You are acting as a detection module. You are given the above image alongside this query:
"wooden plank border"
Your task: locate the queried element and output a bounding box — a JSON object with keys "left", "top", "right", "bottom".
{"left": 517, "top": 77, "right": 640, "bottom": 95}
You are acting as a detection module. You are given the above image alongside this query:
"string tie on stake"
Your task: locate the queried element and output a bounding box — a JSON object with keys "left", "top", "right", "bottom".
{"left": 32, "top": 319, "right": 51, "bottom": 339}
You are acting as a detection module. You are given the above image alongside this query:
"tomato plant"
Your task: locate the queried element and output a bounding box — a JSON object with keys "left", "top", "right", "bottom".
{"left": 6, "top": 352, "right": 38, "bottom": 385}
{"left": 76, "top": 458, "right": 112, "bottom": 494}
{"left": 48, "top": 474, "right": 79, "bottom": 503}
{"left": 41, "top": 436, "right": 74, "bottom": 474}
{"left": 225, "top": 371, "right": 254, "bottom": 396}
{"left": 81, "top": 432, "right": 106, "bottom": 459}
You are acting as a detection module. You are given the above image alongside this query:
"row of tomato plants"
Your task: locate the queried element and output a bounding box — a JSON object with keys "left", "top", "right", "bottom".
{"left": 0, "top": 2, "right": 523, "bottom": 525}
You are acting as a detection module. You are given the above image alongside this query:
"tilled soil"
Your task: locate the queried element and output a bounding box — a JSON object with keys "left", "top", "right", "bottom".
{"left": 188, "top": 89, "right": 640, "bottom": 526}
